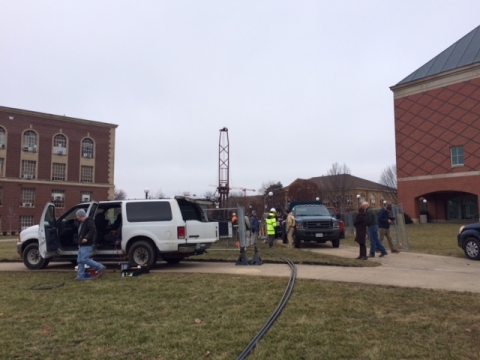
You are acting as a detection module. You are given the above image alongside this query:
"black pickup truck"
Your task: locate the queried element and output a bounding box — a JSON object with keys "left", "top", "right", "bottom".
{"left": 290, "top": 202, "right": 341, "bottom": 248}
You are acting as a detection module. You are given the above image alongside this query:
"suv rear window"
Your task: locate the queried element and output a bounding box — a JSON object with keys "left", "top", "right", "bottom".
{"left": 126, "top": 202, "right": 172, "bottom": 222}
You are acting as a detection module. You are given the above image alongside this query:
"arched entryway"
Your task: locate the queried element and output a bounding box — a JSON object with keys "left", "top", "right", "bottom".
{"left": 416, "top": 191, "right": 478, "bottom": 222}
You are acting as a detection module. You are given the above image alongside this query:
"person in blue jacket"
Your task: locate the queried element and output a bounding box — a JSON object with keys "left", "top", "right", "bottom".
{"left": 378, "top": 204, "right": 399, "bottom": 253}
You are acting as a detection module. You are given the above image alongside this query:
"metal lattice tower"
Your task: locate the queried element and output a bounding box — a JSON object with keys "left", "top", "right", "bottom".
{"left": 218, "top": 127, "right": 230, "bottom": 208}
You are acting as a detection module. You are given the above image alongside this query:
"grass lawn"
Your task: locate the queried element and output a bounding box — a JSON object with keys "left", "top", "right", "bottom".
{"left": 0, "top": 238, "right": 19, "bottom": 261}
{"left": 1, "top": 271, "right": 480, "bottom": 359}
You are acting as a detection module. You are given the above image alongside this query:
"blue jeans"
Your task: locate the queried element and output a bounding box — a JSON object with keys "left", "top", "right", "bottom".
{"left": 368, "top": 225, "right": 387, "bottom": 255}
{"left": 77, "top": 246, "right": 104, "bottom": 280}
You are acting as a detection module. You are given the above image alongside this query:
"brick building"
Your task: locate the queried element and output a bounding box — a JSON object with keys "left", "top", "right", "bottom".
{"left": 0, "top": 106, "right": 117, "bottom": 233}
{"left": 390, "top": 25, "right": 480, "bottom": 222}
{"left": 285, "top": 175, "right": 394, "bottom": 213}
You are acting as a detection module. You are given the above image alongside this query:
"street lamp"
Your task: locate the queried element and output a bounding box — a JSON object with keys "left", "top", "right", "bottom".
{"left": 268, "top": 191, "right": 273, "bottom": 210}
{"left": 356, "top": 194, "right": 361, "bottom": 208}
{"left": 144, "top": 188, "right": 150, "bottom": 199}
{"left": 315, "top": 197, "right": 320, "bottom": 202}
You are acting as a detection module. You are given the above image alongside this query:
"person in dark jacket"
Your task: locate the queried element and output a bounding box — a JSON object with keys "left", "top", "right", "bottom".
{"left": 364, "top": 201, "right": 388, "bottom": 257}
{"left": 76, "top": 209, "right": 106, "bottom": 281}
{"left": 378, "top": 204, "right": 399, "bottom": 253}
{"left": 250, "top": 210, "right": 260, "bottom": 247}
{"left": 354, "top": 207, "right": 368, "bottom": 260}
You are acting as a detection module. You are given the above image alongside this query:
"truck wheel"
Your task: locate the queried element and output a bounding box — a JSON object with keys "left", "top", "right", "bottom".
{"left": 23, "top": 243, "right": 50, "bottom": 270}
{"left": 294, "top": 236, "right": 301, "bottom": 249}
{"left": 128, "top": 240, "right": 156, "bottom": 268}
{"left": 464, "top": 238, "right": 480, "bottom": 260}
{"left": 332, "top": 238, "right": 340, "bottom": 248}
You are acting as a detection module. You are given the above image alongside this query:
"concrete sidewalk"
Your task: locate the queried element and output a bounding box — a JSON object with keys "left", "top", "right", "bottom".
{"left": 1, "top": 244, "right": 480, "bottom": 293}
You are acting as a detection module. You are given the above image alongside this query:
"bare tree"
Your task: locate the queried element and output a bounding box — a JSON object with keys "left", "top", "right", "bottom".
{"left": 114, "top": 188, "right": 127, "bottom": 200}
{"left": 228, "top": 191, "right": 245, "bottom": 208}
{"left": 287, "top": 179, "right": 320, "bottom": 202}
{"left": 263, "top": 181, "right": 285, "bottom": 211}
{"left": 154, "top": 189, "right": 166, "bottom": 199}
{"left": 379, "top": 164, "right": 397, "bottom": 204}
{"left": 324, "top": 163, "right": 352, "bottom": 213}
{"left": 203, "top": 190, "right": 216, "bottom": 200}
{"left": 7, "top": 204, "right": 17, "bottom": 234}
{"left": 259, "top": 181, "right": 279, "bottom": 196}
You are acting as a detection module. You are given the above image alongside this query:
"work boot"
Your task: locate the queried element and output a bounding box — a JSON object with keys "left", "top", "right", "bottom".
{"left": 391, "top": 249, "right": 400, "bottom": 253}
{"left": 361, "top": 256, "right": 368, "bottom": 260}
{"left": 379, "top": 252, "right": 388, "bottom": 257}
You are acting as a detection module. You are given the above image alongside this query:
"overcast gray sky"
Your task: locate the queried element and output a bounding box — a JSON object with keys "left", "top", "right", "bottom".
{"left": 1, "top": 1, "right": 479, "bottom": 199}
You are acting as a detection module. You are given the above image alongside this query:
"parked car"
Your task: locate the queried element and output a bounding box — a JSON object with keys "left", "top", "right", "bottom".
{"left": 326, "top": 207, "right": 345, "bottom": 239}
{"left": 17, "top": 197, "right": 219, "bottom": 270}
{"left": 458, "top": 223, "right": 480, "bottom": 260}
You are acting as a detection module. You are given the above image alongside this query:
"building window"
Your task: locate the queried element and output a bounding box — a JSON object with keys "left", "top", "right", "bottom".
{"left": 23, "top": 130, "right": 37, "bottom": 151}
{"left": 0, "top": 188, "right": 3, "bottom": 206}
{"left": 21, "top": 160, "right": 36, "bottom": 179}
{"left": 451, "top": 146, "right": 464, "bottom": 167}
{"left": 345, "top": 193, "right": 353, "bottom": 206}
{"left": 0, "top": 127, "right": 5, "bottom": 148}
{"left": 81, "top": 191, "right": 93, "bottom": 202}
{"left": 21, "top": 188, "right": 35, "bottom": 207}
{"left": 52, "top": 163, "right": 66, "bottom": 181}
{"left": 52, "top": 190, "right": 65, "bottom": 208}
{"left": 81, "top": 165, "right": 94, "bottom": 183}
{"left": 82, "top": 138, "right": 94, "bottom": 158}
{"left": 370, "top": 194, "right": 376, "bottom": 206}
{"left": 53, "top": 134, "right": 67, "bottom": 155}
{"left": 0, "top": 158, "right": 4, "bottom": 177}
{"left": 20, "top": 215, "right": 34, "bottom": 231}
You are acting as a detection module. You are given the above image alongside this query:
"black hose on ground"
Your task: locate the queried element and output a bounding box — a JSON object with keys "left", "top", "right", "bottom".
{"left": 236, "top": 251, "right": 297, "bottom": 360}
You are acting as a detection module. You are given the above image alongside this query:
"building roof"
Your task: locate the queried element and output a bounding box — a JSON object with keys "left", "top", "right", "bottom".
{"left": 307, "top": 174, "right": 392, "bottom": 192}
{"left": 396, "top": 25, "right": 480, "bottom": 86}
{"left": 0, "top": 106, "right": 118, "bottom": 128}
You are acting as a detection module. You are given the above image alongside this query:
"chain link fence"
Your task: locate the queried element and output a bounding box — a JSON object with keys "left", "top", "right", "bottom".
{"left": 343, "top": 204, "right": 409, "bottom": 250}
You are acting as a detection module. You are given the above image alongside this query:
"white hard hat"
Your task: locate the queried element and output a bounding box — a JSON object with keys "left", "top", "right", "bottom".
{"left": 232, "top": 213, "right": 236, "bottom": 216}
{"left": 270, "top": 208, "right": 276, "bottom": 212}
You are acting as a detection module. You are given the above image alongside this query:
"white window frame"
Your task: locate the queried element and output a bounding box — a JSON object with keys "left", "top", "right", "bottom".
{"left": 52, "top": 190, "right": 66, "bottom": 208}
{"left": 52, "top": 163, "right": 66, "bottom": 181}
{"left": 21, "top": 160, "right": 36, "bottom": 179}
{"left": 0, "top": 127, "right": 6, "bottom": 148}
{"left": 80, "top": 165, "right": 94, "bottom": 183}
{"left": 451, "top": 146, "right": 464, "bottom": 167}
{"left": 23, "top": 130, "right": 37, "bottom": 149}
{"left": 20, "top": 215, "right": 34, "bottom": 231}
{"left": 21, "top": 188, "right": 35, "bottom": 207}
{"left": 82, "top": 138, "right": 94, "bottom": 158}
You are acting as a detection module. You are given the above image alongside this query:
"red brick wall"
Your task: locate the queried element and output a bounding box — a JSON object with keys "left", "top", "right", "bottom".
{"left": 395, "top": 78, "right": 480, "bottom": 220}
{"left": 395, "top": 78, "right": 480, "bottom": 179}
{"left": 0, "top": 108, "right": 115, "bottom": 232}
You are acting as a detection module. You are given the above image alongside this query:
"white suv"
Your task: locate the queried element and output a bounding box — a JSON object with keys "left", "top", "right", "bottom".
{"left": 17, "top": 196, "right": 219, "bottom": 270}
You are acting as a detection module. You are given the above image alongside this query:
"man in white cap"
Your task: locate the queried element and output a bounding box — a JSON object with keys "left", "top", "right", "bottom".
{"left": 76, "top": 209, "right": 106, "bottom": 281}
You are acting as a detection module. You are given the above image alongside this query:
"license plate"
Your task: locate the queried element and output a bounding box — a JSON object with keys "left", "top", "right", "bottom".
{"left": 315, "top": 233, "right": 323, "bottom": 238}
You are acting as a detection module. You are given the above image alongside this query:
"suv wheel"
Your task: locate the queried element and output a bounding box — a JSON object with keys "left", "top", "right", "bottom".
{"left": 128, "top": 240, "right": 156, "bottom": 268}
{"left": 332, "top": 238, "right": 340, "bottom": 248}
{"left": 23, "top": 243, "right": 51, "bottom": 270}
{"left": 464, "top": 238, "right": 480, "bottom": 260}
